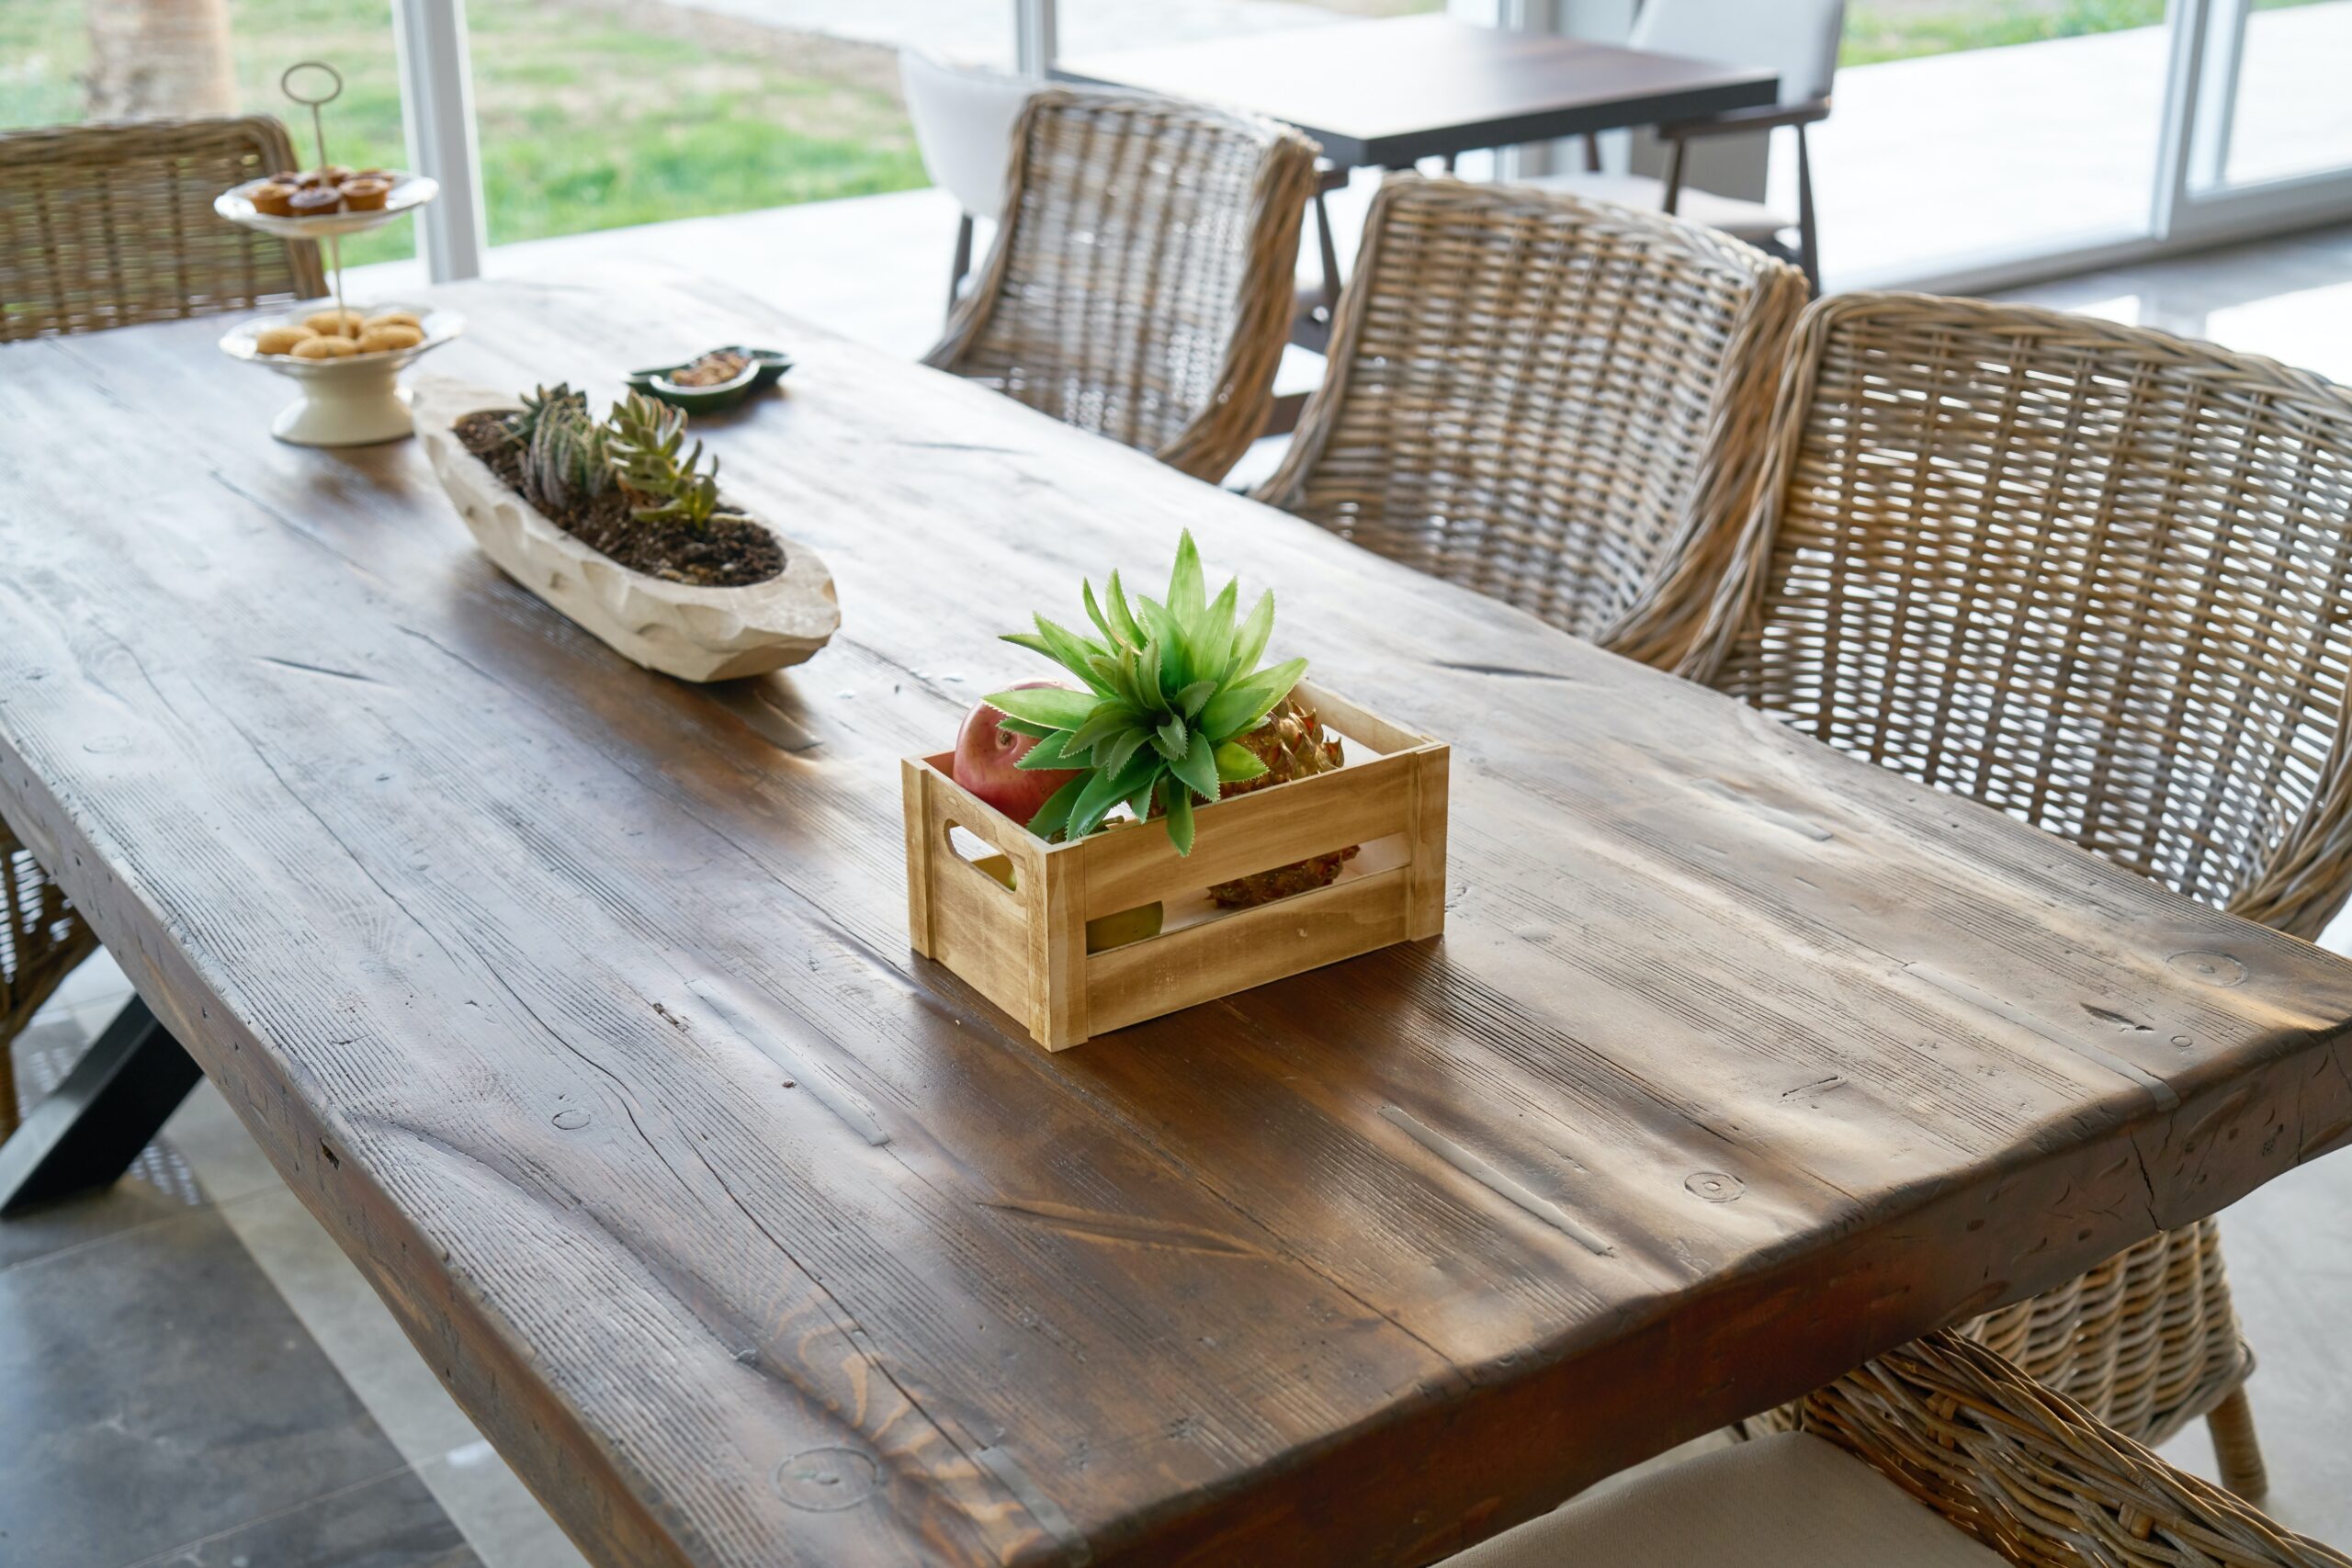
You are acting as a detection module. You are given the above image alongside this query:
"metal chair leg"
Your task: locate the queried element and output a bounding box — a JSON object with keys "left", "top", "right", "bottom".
{"left": 1793, "top": 124, "right": 1821, "bottom": 297}
{"left": 947, "top": 211, "right": 975, "bottom": 318}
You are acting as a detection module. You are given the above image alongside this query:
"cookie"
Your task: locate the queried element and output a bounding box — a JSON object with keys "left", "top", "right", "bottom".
{"left": 254, "top": 324, "right": 315, "bottom": 355}
{"left": 363, "top": 310, "right": 422, "bottom": 333}
{"left": 356, "top": 324, "right": 423, "bottom": 354}
{"left": 303, "top": 309, "right": 367, "bottom": 336}
{"left": 290, "top": 334, "right": 358, "bottom": 359}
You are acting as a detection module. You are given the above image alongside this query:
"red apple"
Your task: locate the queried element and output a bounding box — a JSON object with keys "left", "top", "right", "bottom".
{"left": 954, "top": 682, "right": 1082, "bottom": 829}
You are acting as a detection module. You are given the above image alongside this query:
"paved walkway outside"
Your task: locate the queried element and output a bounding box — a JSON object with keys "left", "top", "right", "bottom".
{"left": 1789, "top": 2, "right": 2352, "bottom": 285}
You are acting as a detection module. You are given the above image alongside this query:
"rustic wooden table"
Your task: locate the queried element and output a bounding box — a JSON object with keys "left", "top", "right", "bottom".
{"left": 4, "top": 264, "right": 2350, "bottom": 1568}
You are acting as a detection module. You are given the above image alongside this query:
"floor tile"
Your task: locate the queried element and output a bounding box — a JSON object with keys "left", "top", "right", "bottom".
{"left": 123, "top": 1466, "right": 476, "bottom": 1568}
{"left": 0, "top": 1202, "right": 456, "bottom": 1567}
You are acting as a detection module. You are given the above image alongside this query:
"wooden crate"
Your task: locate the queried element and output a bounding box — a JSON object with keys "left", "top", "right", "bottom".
{"left": 902, "top": 682, "right": 1448, "bottom": 1051}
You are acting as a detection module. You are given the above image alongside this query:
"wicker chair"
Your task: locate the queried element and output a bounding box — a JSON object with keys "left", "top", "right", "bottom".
{"left": 0, "top": 115, "right": 323, "bottom": 342}
{"left": 1811, "top": 1331, "right": 2343, "bottom": 1567}
{"left": 1, "top": 820, "right": 97, "bottom": 1137}
{"left": 1448, "top": 1330, "right": 2346, "bottom": 1567}
{"left": 1679, "top": 291, "right": 2352, "bottom": 1495}
{"left": 0, "top": 118, "right": 305, "bottom": 1129}
{"left": 922, "top": 88, "right": 1319, "bottom": 485}
{"left": 1254, "top": 175, "right": 1806, "bottom": 662}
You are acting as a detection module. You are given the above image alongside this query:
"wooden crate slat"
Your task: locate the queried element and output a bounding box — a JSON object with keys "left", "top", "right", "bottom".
{"left": 1080, "top": 748, "right": 1420, "bottom": 915}
{"left": 1083, "top": 865, "right": 1415, "bottom": 1037}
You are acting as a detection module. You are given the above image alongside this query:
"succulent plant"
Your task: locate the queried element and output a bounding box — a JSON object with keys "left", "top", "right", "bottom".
{"left": 606, "top": 391, "right": 735, "bottom": 531}
{"left": 985, "top": 531, "right": 1307, "bottom": 856}
{"left": 517, "top": 385, "right": 612, "bottom": 514}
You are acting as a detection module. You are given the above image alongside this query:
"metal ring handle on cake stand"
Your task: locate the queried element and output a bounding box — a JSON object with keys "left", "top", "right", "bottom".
{"left": 280, "top": 60, "right": 356, "bottom": 330}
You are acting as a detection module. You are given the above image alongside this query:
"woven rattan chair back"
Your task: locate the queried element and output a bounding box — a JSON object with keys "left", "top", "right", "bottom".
{"left": 1690, "top": 291, "right": 2352, "bottom": 942}
{"left": 1255, "top": 176, "right": 1806, "bottom": 660}
{"left": 1805, "top": 1331, "right": 2346, "bottom": 1568}
{"left": 0, "top": 820, "right": 98, "bottom": 1136}
{"left": 1697, "top": 291, "right": 2352, "bottom": 1493}
{"left": 922, "top": 88, "right": 1319, "bottom": 484}
{"left": 1, "top": 115, "right": 324, "bottom": 344}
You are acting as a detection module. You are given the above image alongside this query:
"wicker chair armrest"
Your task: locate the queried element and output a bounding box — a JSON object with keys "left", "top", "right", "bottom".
{"left": 1658, "top": 98, "right": 1832, "bottom": 142}
{"left": 1804, "top": 1330, "right": 2346, "bottom": 1568}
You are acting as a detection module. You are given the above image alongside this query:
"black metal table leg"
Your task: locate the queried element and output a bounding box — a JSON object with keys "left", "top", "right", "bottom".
{"left": 0, "top": 995, "right": 201, "bottom": 1215}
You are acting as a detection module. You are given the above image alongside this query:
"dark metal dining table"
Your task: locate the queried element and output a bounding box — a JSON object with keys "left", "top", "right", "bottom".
{"left": 1056, "top": 13, "right": 1779, "bottom": 358}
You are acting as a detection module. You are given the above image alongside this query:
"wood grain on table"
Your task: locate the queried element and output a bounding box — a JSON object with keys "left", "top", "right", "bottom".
{"left": 2, "top": 265, "right": 2348, "bottom": 1568}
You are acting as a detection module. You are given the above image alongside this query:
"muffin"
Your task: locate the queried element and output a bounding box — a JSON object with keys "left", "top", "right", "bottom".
{"left": 304, "top": 308, "right": 366, "bottom": 336}
{"left": 311, "top": 164, "right": 352, "bottom": 186}
{"left": 357, "top": 324, "right": 423, "bottom": 354}
{"left": 288, "top": 186, "right": 343, "bottom": 217}
{"left": 290, "top": 335, "right": 358, "bottom": 359}
{"left": 249, "top": 181, "right": 300, "bottom": 217}
{"left": 254, "top": 324, "right": 315, "bottom": 355}
{"left": 347, "top": 168, "right": 392, "bottom": 184}
{"left": 341, "top": 176, "right": 391, "bottom": 212}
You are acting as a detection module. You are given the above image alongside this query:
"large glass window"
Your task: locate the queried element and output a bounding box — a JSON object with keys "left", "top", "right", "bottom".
{"left": 2, "top": 0, "right": 408, "bottom": 259}
{"left": 3, "top": 0, "right": 929, "bottom": 267}
{"left": 461, "top": 1, "right": 925, "bottom": 253}
{"left": 1795, "top": 1, "right": 2176, "bottom": 283}
{"left": 2218, "top": 0, "right": 2352, "bottom": 186}
{"left": 1053, "top": 0, "right": 1442, "bottom": 58}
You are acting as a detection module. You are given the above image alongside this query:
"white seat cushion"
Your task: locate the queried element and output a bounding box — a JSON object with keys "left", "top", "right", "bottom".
{"left": 1519, "top": 170, "right": 1792, "bottom": 242}
{"left": 1444, "top": 1432, "right": 2008, "bottom": 1568}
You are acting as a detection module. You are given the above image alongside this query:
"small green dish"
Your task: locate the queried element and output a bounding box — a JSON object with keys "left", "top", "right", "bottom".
{"left": 625, "top": 345, "right": 793, "bottom": 414}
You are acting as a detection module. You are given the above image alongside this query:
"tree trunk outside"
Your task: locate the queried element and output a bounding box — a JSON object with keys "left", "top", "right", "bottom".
{"left": 84, "top": 0, "right": 236, "bottom": 121}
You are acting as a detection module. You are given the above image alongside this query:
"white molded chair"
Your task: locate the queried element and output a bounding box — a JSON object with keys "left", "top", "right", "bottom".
{"left": 898, "top": 51, "right": 1037, "bottom": 312}
{"left": 1529, "top": 0, "right": 1844, "bottom": 291}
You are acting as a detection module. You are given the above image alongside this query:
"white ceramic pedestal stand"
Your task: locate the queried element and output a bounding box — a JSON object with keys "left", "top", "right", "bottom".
{"left": 219, "top": 300, "right": 466, "bottom": 446}
{"left": 212, "top": 60, "right": 452, "bottom": 446}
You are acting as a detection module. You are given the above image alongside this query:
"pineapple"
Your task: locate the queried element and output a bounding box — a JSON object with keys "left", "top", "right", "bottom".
{"left": 1206, "top": 693, "right": 1358, "bottom": 908}
{"left": 984, "top": 531, "right": 1308, "bottom": 858}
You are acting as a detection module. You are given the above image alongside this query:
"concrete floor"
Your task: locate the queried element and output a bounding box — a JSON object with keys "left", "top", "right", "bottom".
{"left": 13, "top": 197, "right": 2352, "bottom": 1565}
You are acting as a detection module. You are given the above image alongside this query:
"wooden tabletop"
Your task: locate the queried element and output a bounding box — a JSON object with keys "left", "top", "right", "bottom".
{"left": 1053, "top": 15, "right": 1780, "bottom": 168}
{"left": 5, "top": 264, "right": 2350, "bottom": 1568}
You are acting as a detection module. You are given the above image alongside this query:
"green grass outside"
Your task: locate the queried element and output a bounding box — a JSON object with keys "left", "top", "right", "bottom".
{"left": 0, "top": 0, "right": 925, "bottom": 265}
{"left": 1843, "top": 0, "right": 2330, "bottom": 67}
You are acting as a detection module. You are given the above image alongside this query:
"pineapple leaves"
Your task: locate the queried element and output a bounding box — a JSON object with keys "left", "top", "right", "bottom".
{"left": 1025, "top": 774, "right": 1088, "bottom": 840}
{"left": 984, "top": 685, "right": 1096, "bottom": 729}
{"left": 1228, "top": 590, "right": 1276, "bottom": 681}
{"left": 1164, "top": 786, "right": 1197, "bottom": 856}
{"left": 1170, "top": 729, "right": 1220, "bottom": 802}
{"left": 992, "top": 531, "right": 1308, "bottom": 856}
{"left": 1102, "top": 571, "right": 1145, "bottom": 646}
{"left": 1167, "top": 530, "right": 1206, "bottom": 628}
{"left": 1214, "top": 741, "right": 1271, "bottom": 784}
{"left": 1067, "top": 751, "right": 1156, "bottom": 840}
{"left": 1015, "top": 728, "right": 1089, "bottom": 771}
{"left": 1197, "top": 656, "right": 1307, "bottom": 739}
